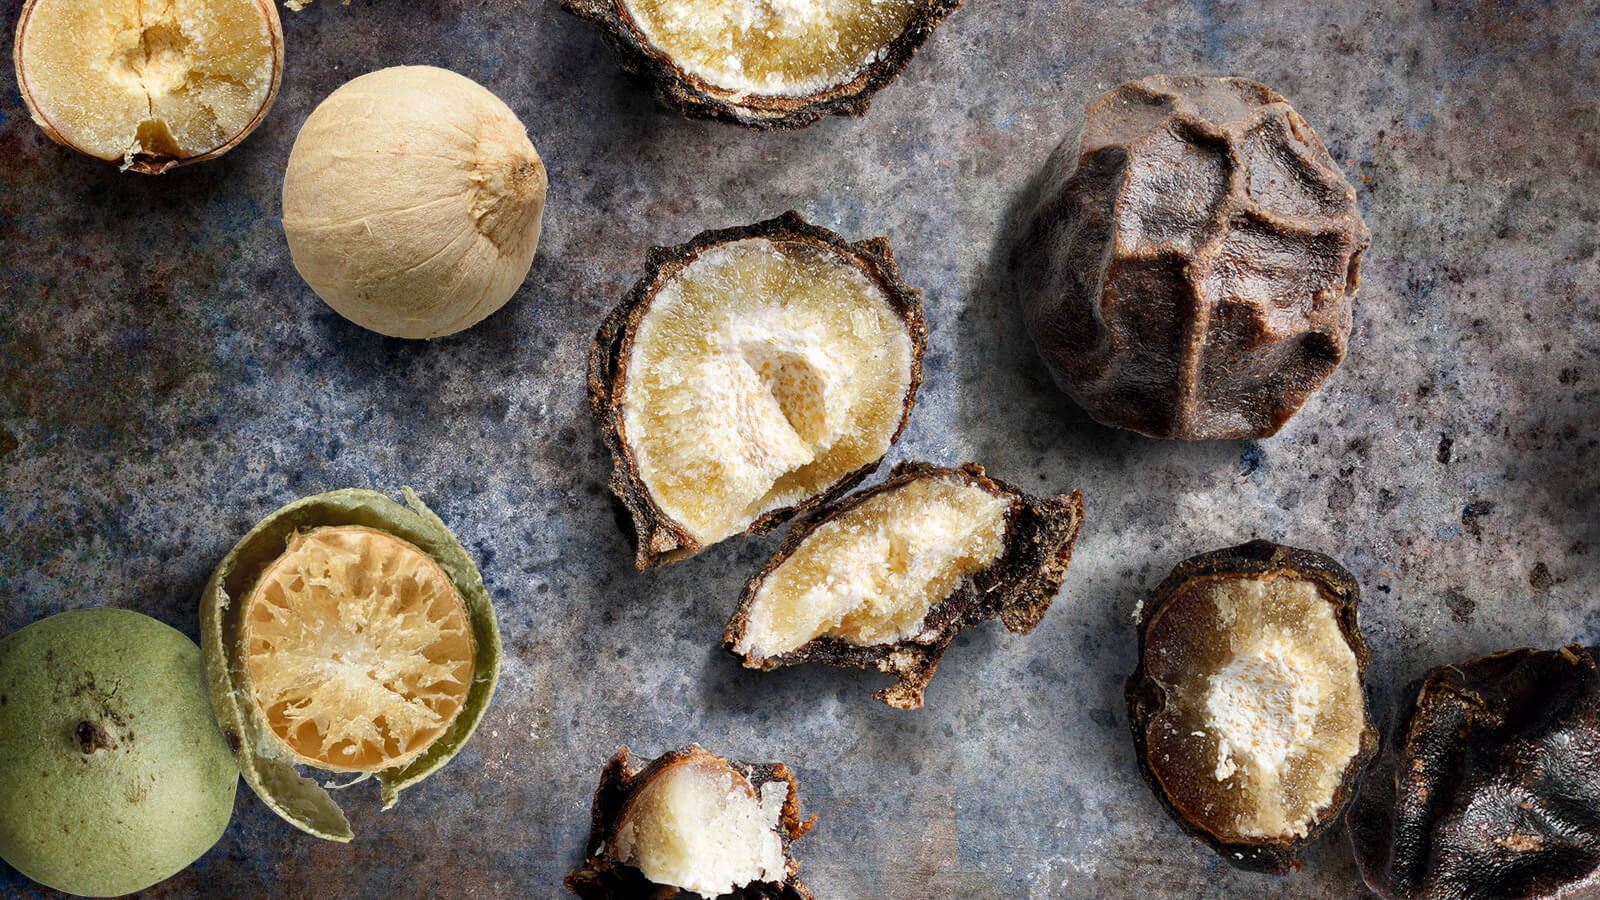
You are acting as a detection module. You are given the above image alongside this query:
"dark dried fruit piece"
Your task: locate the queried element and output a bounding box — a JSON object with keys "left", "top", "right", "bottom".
{"left": 590, "top": 211, "right": 925, "bottom": 569}
{"left": 1347, "top": 645, "right": 1600, "bottom": 900}
{"left": 1014, "top": 75, "right": 1371, "bottom": 440}
{"left": 559, "top": 0, "right": 961, "bottom": 129}
{"left": 565, "top": 745, "right": 815, "bottom": 899}
{"left": 725, "top": 461, "right": 1083, "bottom": 709}
{"left": 1126, "top": 540, "right": 1377, "bottom": 872}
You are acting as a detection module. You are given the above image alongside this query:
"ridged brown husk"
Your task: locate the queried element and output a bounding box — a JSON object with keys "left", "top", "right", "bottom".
{"left": 1014, "top": 75, "right": 1371, "bottom": 439}
{"left": 1125, "top": 540, "right": 1378, "bottom": 872}
{"left": 1347, "top": 645, "right": 1600, "bottom": 900}
{"left": 564, "top": 745, "right": 816, "bottom": 899}
{"left": 588, "top": 211, "right": 926, "bottom": 570}
{"left": 558, "top": 0, "right": 962, "bottom": 129}
{"left": 724, "top": 461, "right": 1084, "bottom": 710}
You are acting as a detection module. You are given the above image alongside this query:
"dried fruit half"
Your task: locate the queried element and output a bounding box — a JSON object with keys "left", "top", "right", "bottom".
{"left": 200, "top": 488, "right": 501, "bottom": 842}
{"left": 560, "top": 0, "right": 961, "bottom": 129}
{"left": 1126, "top": 540, "right": 1377, "bottom": 871}
{"left": 1348, "top": 645, "right": 1600, "bottom": 900}
{"left": 13, "top": 0, "right": 284, "bottom": 173}
{"left": 565, "top": 745, "right": 815, "bottom": 899}
{"left": 590, "top": 211, "right": 925, "bottom": 569}
{"left": 725, "top": 461, "right": 1083, "bottom": 709}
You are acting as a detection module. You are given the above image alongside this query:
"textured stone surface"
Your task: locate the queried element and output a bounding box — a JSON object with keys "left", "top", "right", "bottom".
{"left": 0, "top": 1, "right": 1596, "bottom": 897}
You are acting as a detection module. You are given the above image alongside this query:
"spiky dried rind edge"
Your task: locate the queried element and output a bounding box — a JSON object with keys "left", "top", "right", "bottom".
{"left": 588, "top": 210, "right": 927, "bottom": 570}
{"left": 558, "top": 0, "right": 961, "bottom": 129}
{"left": 564, "top": 745, "right": 816, "bottom": 899}
{"left": 723, "top": 461, "right": 1085, "bottom": 710}
{"left": 13, "top": 0, "right": 284, "bottom": 174}
{"left": 200, "top": 488, "right": 502, "bottom": 842}
{"left": 1346, "top": 644, "right": 1600, "bottom": 900}
{"left": 1124, "top": 539, "right": 1378, "bottom": 873}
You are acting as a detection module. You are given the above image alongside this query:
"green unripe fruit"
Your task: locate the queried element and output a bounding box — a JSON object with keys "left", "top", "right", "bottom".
{"left": 0, "top": 609, "right": 238, "bottom": 897}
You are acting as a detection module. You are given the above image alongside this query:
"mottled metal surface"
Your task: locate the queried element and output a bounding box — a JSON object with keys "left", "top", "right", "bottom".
{"left": 0, "top": 1, "right": 1596, "bottom": 897}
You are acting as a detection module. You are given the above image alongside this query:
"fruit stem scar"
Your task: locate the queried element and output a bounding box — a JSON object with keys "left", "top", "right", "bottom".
{"left": 75, "top": 720, "right": 115, "bottom": 754}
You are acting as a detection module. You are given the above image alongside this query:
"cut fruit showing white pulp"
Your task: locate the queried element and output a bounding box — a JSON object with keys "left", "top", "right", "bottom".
{"left": 620, "top": 236, "right": 915, "bottom": 546}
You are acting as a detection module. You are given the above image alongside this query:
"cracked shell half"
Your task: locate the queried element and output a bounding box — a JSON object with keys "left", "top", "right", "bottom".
{"left": 560, "top": 0, "right": 962, "bottom": 129}
{"left": 14, "top": 0, "right": 283, "bottom": 173}
{"left": 1126, "top": 540, "right": 1377, "bottom": 872}
{"left": 565, "top": 745, "right": 815, "bottom": 899}
{"left": 200, "top": 488, "right": 501, "bottom": 842}
{"left": 725, "top": 461, "right": 1083, "bottom": 709}
{"left": 589, "top": 211, "right": 925, "bottom": 569}
{"left": 1348, "top": 645, "right": 1600, "bottom": 900}
{"left": 1014, "top": 75, "right": 1370, "bottom": 439}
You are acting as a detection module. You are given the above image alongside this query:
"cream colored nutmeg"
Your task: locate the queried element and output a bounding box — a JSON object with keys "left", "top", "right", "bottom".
{"left": 281, "top": 66, "right": 548, "bottom": 340}
{"left": 13, "top": 0, "right": 284, "bottom": 174}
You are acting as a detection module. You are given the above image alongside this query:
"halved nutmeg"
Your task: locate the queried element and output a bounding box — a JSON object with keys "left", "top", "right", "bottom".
{"left": 1347, "top": 645, "right": 1600, "bottom": 900}
{"left": 565, "top": 745, "right": 815, "bottom": 899}
{"left": 1126, "top": 540, "right": 1377, "bottom": 872}
{"left": 589, "top": 211, "right": 925, "bottom": 569}
{"left": 200, "top": 488, "right": 501, "bottom": 842}
{"left": 13, "top": 0, "right": 283, "bottom": 173}
{"left": 725, "top": 461, "right": 1084, "bottom": 709}
{"left": 559, "top": 0, "right": 962, "bottom": 129}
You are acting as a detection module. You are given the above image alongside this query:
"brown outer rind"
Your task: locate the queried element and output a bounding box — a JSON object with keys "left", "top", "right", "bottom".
{"left": 13, "top": 0, "right": 285, "bottom": 174}
{"left": 564, "top": 745, "right": 816, "bottom": 899}
{"left": 587, "top": 210, "right": 927, "bottom": 570}
{"left": 1124, "top": 539, "right": 1379, "bottom": 873}
{"left": 723, "top": 460, "right": 1085, "bottom": 710}
{"left": 557, "top": 0, "right": 962, "bottom": 129}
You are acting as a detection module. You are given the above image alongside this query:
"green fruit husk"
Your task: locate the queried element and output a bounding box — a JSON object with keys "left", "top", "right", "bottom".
{"left": 200, "top": 487, "right": 502, "bottom": 842}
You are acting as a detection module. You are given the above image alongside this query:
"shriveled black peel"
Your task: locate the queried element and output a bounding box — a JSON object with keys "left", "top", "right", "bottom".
{"left": 1125, "top": 540, "right": 1378, "bottom": 873}
{"left": 724, "top": 461, "right": 1084, "bottom": 709}
{"left": 588, "top": 211, "right": 926, "bottom": 570}
{"left": 558, "top": 0, "right": 963, "bottom": 130}
{"left": 564, "top": 745, "right": 816, "bottom": 899}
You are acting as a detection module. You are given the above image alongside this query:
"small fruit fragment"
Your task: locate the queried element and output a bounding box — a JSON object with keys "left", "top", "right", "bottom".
{"left": 201, "top": 488, "right": 501, "bottom": 842}
{"left": 0, "top": 609, "right": 238, "bottom": 897}
{"left": 1013, "top": 75, "right": 1370, "bottom": 439}
{"left": 13, "top": 0, "right": 283, "bottom": 173}
{"left": 590, "top": 212, "right": 925, "bottom": 569}
{"left": 1347, "top": 645, "right": 1600, "bottom": 900}
{"left": 561, "top": 0, "right": 962, "bottom": 128}
{"left": 725, "top": 461, "right": 1083, "bottom": 709}
{"left": 565, "top": 745, "right": 815, "bottom": 899}
{"left": 1126, "top": 540, "right": 1376, "bottom": 872}
{"left": 241, "top": 526, "right": 475, "bottom": 773}
{"left": 281, "top": 66, "right": 548, "bottom": 339}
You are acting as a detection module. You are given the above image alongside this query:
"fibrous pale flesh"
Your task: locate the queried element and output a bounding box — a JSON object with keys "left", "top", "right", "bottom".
{"left": 281, "top": 66, "right": 548, "bottom": 340}
{"left": 13, "top": 0, "right": 283, "bottom": 173}
{"left": 1126, "top": 540, "right": 1376, "bottom": 872}
{"left": 590, "top": 212, "right": 925, "bottom": 569}
{"left": 201, "top": 488, "right": 501, "bottom": 842}
{"left": 0, "top": 609, "right": 238, "bottom": 897}
{"left": 565, "top": 745, "right": 814, "bottom": 899}
{"left": 726, "top": 461, "right": 1084, "bottom": 709}
{"left": 1014, "top": 75, "right": 1370, "bottom": 439}
{"left": 560, "top": 0, "right": 963, "bottom": 128}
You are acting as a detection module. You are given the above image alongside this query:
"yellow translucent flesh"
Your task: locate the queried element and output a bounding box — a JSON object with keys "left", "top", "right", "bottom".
{"left": 621, "top": 237, "right": 914, "bottom": 546}
{"left": 736, "top": 477, "right": 1012, "bottom": 659}
{"left": 241, "top": 526, "right": 475, "bottom": 773}
{"left": 1143, "top": 575, "right": 1364, "bottom": 840}
{"left": 18, "top": 0, "right": 275, "bottom": 163}
{"left": 613, "top": 758, "right": 787, "bottom": 898}
{"left": 620, "top": 0, "right": 920, "bottom": 97}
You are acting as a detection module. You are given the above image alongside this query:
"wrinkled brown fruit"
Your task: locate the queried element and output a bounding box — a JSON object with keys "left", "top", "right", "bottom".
{"left": 565, "top": 745, "right": 815, "bottom": 899}
{"left": 725, "top": 461, "right": 1083, "bottom": 709}
{"left": 1126, "top": 540, "right": 1377, "bottom": 872}
{"left": 1347, "top": 645, "right": 1600, "bottom": 900}
{"left": 1014, "top": 75, "right": 1370, "bottom": 440}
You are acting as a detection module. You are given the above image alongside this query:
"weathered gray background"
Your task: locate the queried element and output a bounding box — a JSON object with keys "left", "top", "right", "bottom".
{"left": 2, "top": 0, "right": 1597, "bottom": 897}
